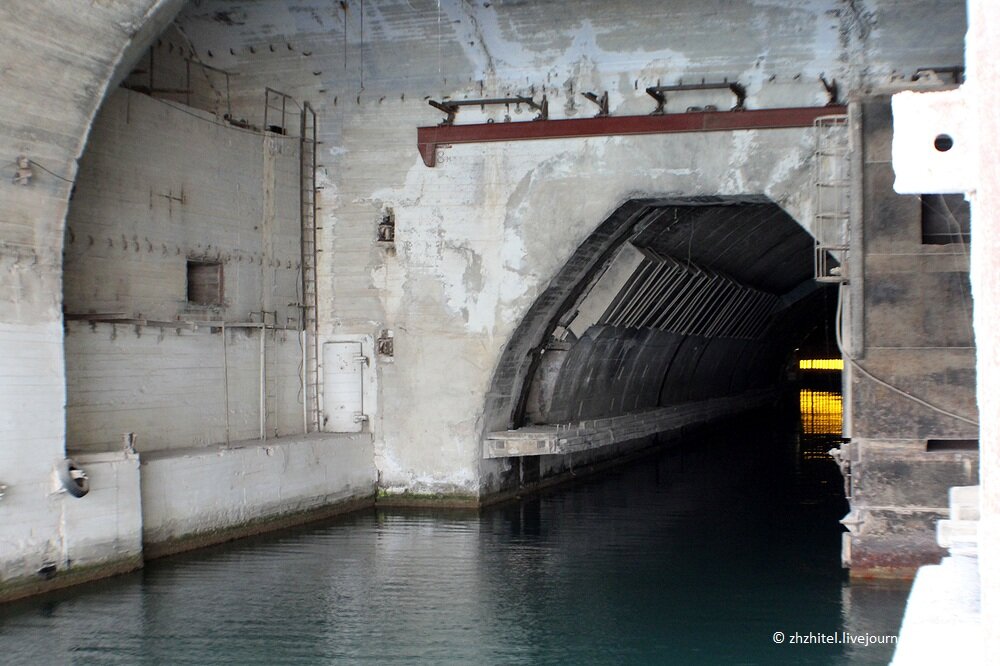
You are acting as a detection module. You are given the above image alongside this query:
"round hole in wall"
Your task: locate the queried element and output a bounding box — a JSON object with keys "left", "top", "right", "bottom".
{"left": 934, "top": 133, "right": 954, "bottom": 152}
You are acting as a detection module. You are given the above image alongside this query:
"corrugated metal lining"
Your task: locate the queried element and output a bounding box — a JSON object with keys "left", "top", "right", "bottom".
{"left": 598, "top": 252, "right": 779, "bottom": 339}
{"left": 482, "top": 196, "right": 831, "bottom": 434}
{"left": 630, "top": 198, "right": 814, "bottom": 294}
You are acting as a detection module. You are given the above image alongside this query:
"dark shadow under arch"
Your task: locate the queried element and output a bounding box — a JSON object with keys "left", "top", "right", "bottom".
{"left": 480, "top": 195, "right": 833, "bottom": 448}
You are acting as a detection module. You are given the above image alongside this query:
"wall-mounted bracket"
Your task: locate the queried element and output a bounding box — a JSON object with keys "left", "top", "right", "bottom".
{"left": 820, "top": 75, "right": 841, "bottom": 106}
{"left": 377, "top": 329, "right": 394, "bottom": 356}
{"left": 428, "top": 95, "right": 548, "bottom": 126}
{"left": 13, "top": 155, "right": 32, "bottom": 185}
{"left": 913, "top": 66, "right": 964, "bottom": 84}
{"left": 645, "top": 80, "right": 746, "bottom": 114}
{"left": 581, "top": 91, "right": 609, "bottom": 117}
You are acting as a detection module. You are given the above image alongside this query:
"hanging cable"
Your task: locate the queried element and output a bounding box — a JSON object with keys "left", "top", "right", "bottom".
{"left": 28, "top": 160, "right": 74, "bottom": 183}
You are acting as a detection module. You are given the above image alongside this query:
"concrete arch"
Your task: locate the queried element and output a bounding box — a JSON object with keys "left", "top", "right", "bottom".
{"left": 0, "top": 0, "right": 185, "bottom": 592}
{"left": 480, "top": 196, "right": 834, "bottom": 495}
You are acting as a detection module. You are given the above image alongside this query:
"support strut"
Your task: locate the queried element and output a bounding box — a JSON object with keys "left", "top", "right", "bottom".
{"left": 416, "top": 105, "right": 847, "bottom": 167}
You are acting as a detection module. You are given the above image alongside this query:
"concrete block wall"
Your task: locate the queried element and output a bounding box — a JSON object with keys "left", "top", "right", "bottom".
{"left": 64, "top": 89, "right": 301, "bottom": 327}
{"left": 52, "top": 81, "right": 377, "bottom": 567}
{"left": 65, "top": 322, "right": 305, "bottom": 452}
{"left": 63, "top": 451, "right": 144, "bottom": 572}
{"left": 842, "top": 97, "right": 979, "bottom": 577}
{"left": 62, "top": 89, "right": 306, "bottom": 453}
{"left": 140, "top": 435, "right": 375, "bottom": 554}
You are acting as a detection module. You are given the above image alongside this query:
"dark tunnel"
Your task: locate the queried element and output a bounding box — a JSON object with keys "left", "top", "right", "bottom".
{"left": 482, "top": 195, "right": 839, "bottom": 444}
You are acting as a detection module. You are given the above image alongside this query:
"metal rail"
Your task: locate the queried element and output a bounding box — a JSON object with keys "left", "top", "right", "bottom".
{"left": 417, "top": 105, "right": 848, "bottom": 167}
{"left": 645, "top": 81, "right": 746, "bottom": 114}
{"left": 429, "top": 96, "right": 548, "bottom": 125}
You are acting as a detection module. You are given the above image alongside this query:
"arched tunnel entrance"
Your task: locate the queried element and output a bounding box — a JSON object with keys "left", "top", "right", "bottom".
{"left": 482, "top": 195, "right": 842, "bottom": 487}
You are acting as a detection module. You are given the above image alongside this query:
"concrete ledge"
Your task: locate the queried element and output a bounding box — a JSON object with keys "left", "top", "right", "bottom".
{"left": 482, "top": 437, "right": 668, "bottom": 507}
{"left": 949, "top": 485, "right": 980, "bottom": 520}
{"left": 484, "top": 391, "right": 777, "bottom": 458}
{"left": 144, "top": 495, "right": 374, "bottom": 559}
{"left": 141, "top": 433, "right": 377, "bottom": 555}
{"left": 891, "top": 556, "right": 984, "bottom": 665}
{"left": 847, "top": 533, "right": 947, "bottom": 580}
{"left": 375, "top": 492, "right": 480, "bottom": 509}
{"left": 938, "top": 519, "right": 979, "bottom": 556}
{"left": 0, "top": 555, "right": 143, "bottom": 604}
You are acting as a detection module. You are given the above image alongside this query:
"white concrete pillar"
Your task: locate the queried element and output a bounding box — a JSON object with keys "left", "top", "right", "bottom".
{"left": 968, "top": 0, "right": 1000, "bottom": 656}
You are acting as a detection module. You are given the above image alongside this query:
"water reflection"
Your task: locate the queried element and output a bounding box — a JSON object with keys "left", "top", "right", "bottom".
{"left": 0, "top": 411, "right": 907, "bottom": 665}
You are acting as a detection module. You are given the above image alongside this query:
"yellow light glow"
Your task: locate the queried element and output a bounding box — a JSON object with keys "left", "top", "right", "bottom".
{"left": 800, "top": 389, "right": 843, "bottom": 436}
{"left": 798, "top": 358, "right": 844, "bottom": 371}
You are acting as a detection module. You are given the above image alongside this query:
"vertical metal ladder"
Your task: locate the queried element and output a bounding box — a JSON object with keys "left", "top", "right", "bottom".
{"left": 813, "top": 114, "right": 851, "bottom": 283}
{"left": 300, "top": 102, "right": 321, "bottom": 432}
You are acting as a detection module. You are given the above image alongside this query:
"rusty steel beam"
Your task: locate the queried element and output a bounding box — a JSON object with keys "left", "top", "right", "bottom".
{"left": 417, "top": 105, "right": 846, "bottom": 167}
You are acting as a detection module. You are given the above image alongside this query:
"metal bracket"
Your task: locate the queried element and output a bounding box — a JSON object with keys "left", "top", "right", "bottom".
{"left": 819, "top": 75, "right": 840, "bottom": 106}
{"left": 645, "top": 80, "right": 746, "bottom": 114}
{"left": 581, "top": 91, "right": 609, "bottom": 117}
{"left": 354, "top": 354, "right": 370, "bottom": 367}
{"left": 913, "top": 66, "right": 964, "bottom": 84}
{"left": 13, "top": 155, "right": 32, "bottom": 186}
{"left": 353, "top": 411, "right": 369, "bottom": 423}
{"left": 429, "top": 95, "right": 548, "bottom": 126}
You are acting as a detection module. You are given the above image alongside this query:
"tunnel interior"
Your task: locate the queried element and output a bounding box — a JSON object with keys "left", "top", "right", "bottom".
{"left": 485, "top": 196, "right": 840, "bottom": 441}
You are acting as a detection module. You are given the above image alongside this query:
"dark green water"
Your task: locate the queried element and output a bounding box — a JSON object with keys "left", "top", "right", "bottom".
{"left": 0, "top": 411, "right": 908, "bottom": 665}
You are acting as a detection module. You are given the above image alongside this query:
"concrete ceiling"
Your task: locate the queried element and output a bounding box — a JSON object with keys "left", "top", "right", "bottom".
{"left": 630, "top": 197, "right": 815, "bottom": 295}
{"left": 167, "top": 0, "right": 967, "bottom": 107}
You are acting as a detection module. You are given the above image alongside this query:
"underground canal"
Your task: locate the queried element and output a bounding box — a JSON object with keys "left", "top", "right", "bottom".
{"left": 0, "top": 396, "right": 908, "bottom": 665}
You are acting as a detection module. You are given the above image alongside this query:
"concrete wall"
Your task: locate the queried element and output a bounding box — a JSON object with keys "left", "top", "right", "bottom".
{"left": 141, "top": 435, "right": 375, "bottom": 554}
{"left": 967, "top": 0, "right": 1000, "bottom": 653}
{"left": 173, "top": 0, "right": 967, "bottom": 500}
{"left": 64, "top": 89, "right": 300, "bottom": 327}
{"left": 65, "top": 322, "right": 305, "bottom": 452}
{"left": 0, "top": 0, "right": 974, "bottom": 594}
{"left": 63, "top": 89, "right": 304, "bottom": 453}
{"left": 0, "top": 0, "right": 374, "bottom": 596}
{"left": 0, "top": 0, "right": 187, "bottom": 598}
{"left": 55, "top": 82, "right": 376, "bottom": 565}
{"left": 841, "top": 97, "right": 978, "bottom": 578}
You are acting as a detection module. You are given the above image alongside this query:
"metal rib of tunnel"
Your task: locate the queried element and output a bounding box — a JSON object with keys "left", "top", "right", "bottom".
{"left": 483, "top": 195, "right": 833, "bottom": 458}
